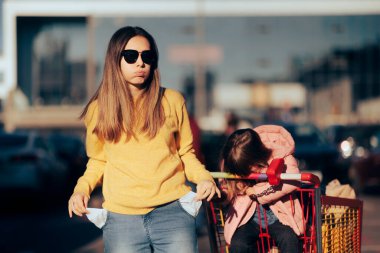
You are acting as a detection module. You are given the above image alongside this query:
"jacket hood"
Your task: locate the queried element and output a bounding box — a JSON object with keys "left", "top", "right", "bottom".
{"left": 254, "top": 125, "right": 295, "bottom": 158}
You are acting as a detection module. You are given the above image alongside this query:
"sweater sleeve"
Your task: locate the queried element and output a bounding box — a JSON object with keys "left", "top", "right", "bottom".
{"left": 251, "top": 155, "right": 300, "bottom": 205}
{"left": 176, "top": 99, "right": 213, "bottom": 184}
{"left": 73, "top": 102, "right": 106, "bottom": 197}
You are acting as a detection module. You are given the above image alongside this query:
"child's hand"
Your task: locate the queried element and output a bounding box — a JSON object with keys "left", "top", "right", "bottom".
{"left": 68, "top": 192, "right": 90, "bottom": 218}
{"left": 195, "top": 180, "right": 221, "bottom": 201}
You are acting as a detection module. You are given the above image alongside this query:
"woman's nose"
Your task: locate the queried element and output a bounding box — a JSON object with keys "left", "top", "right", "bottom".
{"left": 135, "top": 54, "right": 144, "bottom": 66}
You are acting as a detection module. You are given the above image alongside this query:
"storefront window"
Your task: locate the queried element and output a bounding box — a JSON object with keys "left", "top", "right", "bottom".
{"left": 17, "top": 17, "right": 87, "bottom": 105}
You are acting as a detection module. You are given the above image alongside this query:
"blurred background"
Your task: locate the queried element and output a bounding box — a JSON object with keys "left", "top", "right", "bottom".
{"left": 1, "top": 0, "right": 380, "bottom": 252}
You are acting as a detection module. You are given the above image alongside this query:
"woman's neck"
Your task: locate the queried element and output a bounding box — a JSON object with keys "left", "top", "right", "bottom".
{"left": 129, "top": 85, "right": 145, "bottom": 101}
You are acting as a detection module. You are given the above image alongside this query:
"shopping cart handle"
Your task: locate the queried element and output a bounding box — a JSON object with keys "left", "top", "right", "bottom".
{"left": 210, "top": 157, "right": 321, "bottom": 187}
{"left": 277, "top": 173, "right": 321, "bottom": 187}
{"left": 210, "top": 172, "right": 267, "bottom": 180}
{"left": 300, "top": 173, "right": 321, "bottom": 187}
{"left": 210, "top": 158, "right": 284, "bottom": 184}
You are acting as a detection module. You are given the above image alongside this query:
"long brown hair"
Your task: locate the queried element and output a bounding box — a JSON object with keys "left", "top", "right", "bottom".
{"left": 221, "top": 128, "right": 272, "bottom": 201}
{"left": 80, "top": 26, "right": 164, "bottom": 142}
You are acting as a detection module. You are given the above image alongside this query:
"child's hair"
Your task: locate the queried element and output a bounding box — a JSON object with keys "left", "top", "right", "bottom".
{"left": 80, "top": 26, "right": 165, "bottom": 142}
{"left": 221, "top": 128, "right": 272, "bottom": 200}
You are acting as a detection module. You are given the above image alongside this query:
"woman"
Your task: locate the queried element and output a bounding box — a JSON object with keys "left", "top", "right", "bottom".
{"left": 68, "top": 26, "right": 220, "bottom": 253}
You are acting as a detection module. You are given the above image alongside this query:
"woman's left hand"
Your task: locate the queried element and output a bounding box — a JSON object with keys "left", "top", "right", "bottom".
{"left": 195, "top": 180, "right": 221, "bottom": 201}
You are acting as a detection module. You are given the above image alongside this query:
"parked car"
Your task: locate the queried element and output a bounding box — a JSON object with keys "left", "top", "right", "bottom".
{"left": 325, "top": 124, "right": 380, "bottom": 159}
{"left": 46, "top": 132, "right": 87, "bottom": 194}
{"left": 0, "top": 131, "right": 67, "bottom": 196}
{"left": 201, "top": 131, "right": 228, "bottom": 172}
{"left": 350, "top": 141, "right": 380, "bottom": 193}
{"left": 324, "top": 124, "right": 380, "bottom": 192}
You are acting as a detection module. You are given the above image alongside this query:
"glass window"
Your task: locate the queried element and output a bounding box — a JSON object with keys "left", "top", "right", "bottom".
{"left": 17, "top": 17, "right": 87, "bottom": 106}
{"left": 14, "top": 14, "right": 380, "bottom": 122}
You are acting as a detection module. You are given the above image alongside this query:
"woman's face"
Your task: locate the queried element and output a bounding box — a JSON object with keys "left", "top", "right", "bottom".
{"left": 120, "top": 35, "right": 153, "bottom": 94}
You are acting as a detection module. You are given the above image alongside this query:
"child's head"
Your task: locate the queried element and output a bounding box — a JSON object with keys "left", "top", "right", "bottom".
{"left": 222, "top": 128, "right": 272, "bottom": 176}
{"left": 221, "top": 128, "right": 272, "bottom": 200}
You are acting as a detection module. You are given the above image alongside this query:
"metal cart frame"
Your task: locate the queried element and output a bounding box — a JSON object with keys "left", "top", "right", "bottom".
{"left": 204, "top": 159, "right": 363, "bottom": 253}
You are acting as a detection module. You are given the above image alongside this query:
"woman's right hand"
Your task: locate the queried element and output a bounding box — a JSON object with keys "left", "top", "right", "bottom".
{"left": 68, "top": 192, "right": 90, "bottom": 218}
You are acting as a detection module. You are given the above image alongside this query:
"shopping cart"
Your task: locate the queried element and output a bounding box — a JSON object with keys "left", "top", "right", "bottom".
{"left": 204, "top": 159, "right": 363, "bottom": 253}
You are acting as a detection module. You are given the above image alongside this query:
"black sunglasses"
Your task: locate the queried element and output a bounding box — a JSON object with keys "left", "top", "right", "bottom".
{"left": 121, "top": 50, "right": 155, "bottom": 65}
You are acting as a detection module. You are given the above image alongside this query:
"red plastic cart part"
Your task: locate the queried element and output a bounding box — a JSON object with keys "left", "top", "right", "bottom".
{"left": 266, "top": 158, "right": 284, "bottom": 185}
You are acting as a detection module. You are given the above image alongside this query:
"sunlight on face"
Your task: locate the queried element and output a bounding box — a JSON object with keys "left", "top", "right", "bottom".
{"left": 120, "top": 36, "right": 152, "bottom": 96}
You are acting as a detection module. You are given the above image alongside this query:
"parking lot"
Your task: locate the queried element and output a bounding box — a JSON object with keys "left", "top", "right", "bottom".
{"left": 1, "top": 124, "right": 380, "bottom": 252}
{"left": 1, "top": 188, "right": 379, "bottom": 253}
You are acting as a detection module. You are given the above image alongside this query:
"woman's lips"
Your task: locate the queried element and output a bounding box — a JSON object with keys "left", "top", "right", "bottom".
{"left": 135, "top": 71, "right": 146, "bottom": 77}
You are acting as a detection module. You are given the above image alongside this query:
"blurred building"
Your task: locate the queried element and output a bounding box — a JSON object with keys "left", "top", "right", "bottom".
{"left": 1, "top": 0, "right": 380, "bottom": 131}
{"left": 296, "top": 42, "right": 380, "bottom": 126}
{"left": 206, "top": 82, "right": 306, "bottom": 130}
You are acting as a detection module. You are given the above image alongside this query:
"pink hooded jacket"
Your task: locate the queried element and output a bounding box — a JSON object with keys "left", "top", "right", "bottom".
{"left": 224, "top": 125, "right": 305, "bottom": 245}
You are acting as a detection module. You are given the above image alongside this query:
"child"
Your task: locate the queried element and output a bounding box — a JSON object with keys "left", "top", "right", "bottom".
{"left": 67, "top": 26, "right": 220, "bottom": 253}
{"left": 220, "top": 126, "right": 304, "bottom": 253}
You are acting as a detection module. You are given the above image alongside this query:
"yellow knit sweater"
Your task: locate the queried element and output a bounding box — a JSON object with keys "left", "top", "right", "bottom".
{"left": 73, "top": 88, "right": 213, "bottom": 214}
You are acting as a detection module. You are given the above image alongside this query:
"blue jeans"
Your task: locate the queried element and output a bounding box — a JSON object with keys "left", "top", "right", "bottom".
{"left": 102, "top": 200, "right": 198, "bottom": 253}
